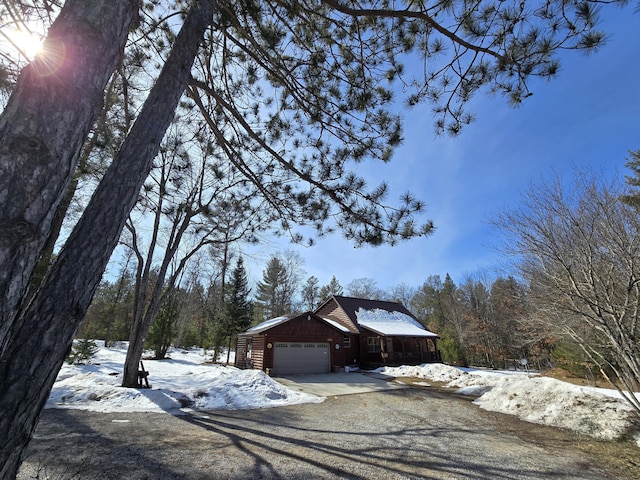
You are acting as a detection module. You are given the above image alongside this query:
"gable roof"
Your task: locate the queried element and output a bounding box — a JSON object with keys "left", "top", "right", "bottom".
{"left": 315, "top": 295, "right": 439, "bottom": 338}
{"left": 242, "top": 311, "right": 349, "bottom": 335}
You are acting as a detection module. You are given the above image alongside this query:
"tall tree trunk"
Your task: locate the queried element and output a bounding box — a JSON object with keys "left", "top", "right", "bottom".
{"left": 0, "top": 0, "right": 136, "bottom": 354}
{"left": 0, "top": 2, "right": 214, "bottom": 477}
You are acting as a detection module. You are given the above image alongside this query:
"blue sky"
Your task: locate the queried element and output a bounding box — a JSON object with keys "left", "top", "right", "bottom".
{"left": 248, "top": 5, "right": 640, "bottom": 293}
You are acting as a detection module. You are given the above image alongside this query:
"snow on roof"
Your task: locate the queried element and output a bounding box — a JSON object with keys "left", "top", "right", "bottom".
{"left": 321, "top": 317, "right": 350, "bottom": 333}
{"left": 355, "top": 308, "right": 438, "bottom": 337}
{"left": 245, "top": 313, "right": 350, "bottom": 335}
{"left": 246, "top": 315, "right": 289, "bottom": 334}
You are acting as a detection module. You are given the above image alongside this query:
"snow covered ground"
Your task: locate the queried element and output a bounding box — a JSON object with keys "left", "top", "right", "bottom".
{"left": 47, "top": 342, "right": 322, "bottom": 413}
{"left": 47, "top": 342, "right": 639, "bottom": 446}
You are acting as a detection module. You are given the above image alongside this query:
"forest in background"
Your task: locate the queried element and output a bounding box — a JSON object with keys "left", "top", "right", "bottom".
{"left": 77, "top": 249, "right": 590, "bottom": 381}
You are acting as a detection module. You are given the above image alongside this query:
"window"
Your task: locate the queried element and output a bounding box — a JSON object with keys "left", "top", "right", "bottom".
{"left": 367, "top": 337, "right": 381, "bottom": 353}
{"left": 343, "top": 337, "right": 351, "bottom": 348}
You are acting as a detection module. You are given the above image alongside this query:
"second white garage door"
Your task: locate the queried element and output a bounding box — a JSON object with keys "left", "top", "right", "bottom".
{"left": 272, "top": 342, "right": 330, "bottom": 374}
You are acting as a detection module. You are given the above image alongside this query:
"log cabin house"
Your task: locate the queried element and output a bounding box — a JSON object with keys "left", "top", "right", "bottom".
{"left": 235, "top": 295, "right": 441, "bottom": 375}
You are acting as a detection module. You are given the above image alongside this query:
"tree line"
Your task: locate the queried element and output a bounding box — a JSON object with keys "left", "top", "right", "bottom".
{"left": 83, "top": 261, "right": 541, "bottom": 372}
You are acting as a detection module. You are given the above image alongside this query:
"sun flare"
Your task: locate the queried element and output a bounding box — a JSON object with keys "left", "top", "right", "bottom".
{"left": 1, "top": 24, "right": 44, "bottom": 62}
{"left": 9, "top": 27, "right": 43, "bottom": 60}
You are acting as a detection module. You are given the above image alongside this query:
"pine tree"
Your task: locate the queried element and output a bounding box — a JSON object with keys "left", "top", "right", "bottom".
{"left": 256, "top": 257, "right": 288, "bottom": 319}
{"left": 319, "top": 276, "right": 343, "bottom": 302}
{"left": 146, "top": 292, "right": 181, "bottom": 360}
{"left": 621, "top": 150, "right": 640, "bottom": 209}
{"left": 225, "top": 257, "right": 253, "bottom": 363}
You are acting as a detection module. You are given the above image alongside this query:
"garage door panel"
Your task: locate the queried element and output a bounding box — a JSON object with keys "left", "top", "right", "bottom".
{"left": 273, "top": 342, "right": 330, "bottom": 374}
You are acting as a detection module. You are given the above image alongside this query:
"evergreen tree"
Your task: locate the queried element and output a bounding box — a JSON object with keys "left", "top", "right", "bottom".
{"left": 410, "top": 275, "right": 444, "bottom": 330}
{"left": 66, "top": 339, "right": 99, "bottom": 365}
{"left": 439, "top": 274, "right": 468, "bottom": 366}
{"left": 319, "top": 276, "right": 344, "bottom": 302}
{"left": 224, "top": 257, "right": 253, "bottom": 363}
{"left": 146, "top": 292, "right": 181, "bottom": 360}
{"left": 621, "top": 150, "right": 640, "bottom": 209}
{"left": 79, "top": 270, "right": 135, "bottom": 346}
{"left": 256, "top": 257, "right": 288, "bottom": 319}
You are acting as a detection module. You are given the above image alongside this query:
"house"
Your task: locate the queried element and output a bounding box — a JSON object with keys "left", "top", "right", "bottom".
{"left": 235, "top": 295, "right": 441, "bottom": 375}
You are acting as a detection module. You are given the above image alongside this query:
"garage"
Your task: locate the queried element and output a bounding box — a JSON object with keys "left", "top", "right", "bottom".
{"left": 272, "top": 342, "right": 330, "bottom": 374}
{"left": 235, "top": 312, "right": 347, "bottom": 374}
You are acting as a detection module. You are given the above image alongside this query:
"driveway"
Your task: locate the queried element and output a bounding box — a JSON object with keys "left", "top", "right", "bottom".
{"left": 18, "top": 387, "right": 640, "bottom": 479}
{"left": 274, "top": 371, "right": 406, "bottom": 396}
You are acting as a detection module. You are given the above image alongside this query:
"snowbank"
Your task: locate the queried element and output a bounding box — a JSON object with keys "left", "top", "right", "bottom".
{"left": 376, "top": 364, "right": 640, "bottom": 444}
{"left": 46, "top": 344, "right": 322, "bottom": 413}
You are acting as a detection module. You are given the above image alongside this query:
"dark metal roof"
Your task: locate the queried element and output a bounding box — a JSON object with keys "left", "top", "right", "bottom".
{"left": 327, "top": 295, "right": 420, "bottom": 323}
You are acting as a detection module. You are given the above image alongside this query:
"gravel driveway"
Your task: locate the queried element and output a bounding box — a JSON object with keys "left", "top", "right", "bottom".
{"left": 17, "top": 386, "right": 639, "bottom": 479}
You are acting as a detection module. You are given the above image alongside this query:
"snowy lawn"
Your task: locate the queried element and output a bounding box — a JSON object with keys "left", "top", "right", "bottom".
{"left": 47, "top": 342, "right": 640, "bottom": 446}
{"left": 47, "top": 342, "right": 322, "bottom": 413}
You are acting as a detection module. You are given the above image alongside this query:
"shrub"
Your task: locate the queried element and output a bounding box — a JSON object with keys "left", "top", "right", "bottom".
{"left": 66, "top": 339, "right": 99, "bottom": 365}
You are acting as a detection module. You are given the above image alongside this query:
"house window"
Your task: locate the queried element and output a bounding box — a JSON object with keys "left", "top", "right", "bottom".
{"left": 246, "top": 338, "right": 252, "bottom": 359}
{"left": 343, "top": 337, "right": 351, "bottom": 348}
{"left": 367, "top": 337, "right": 381, "bottom": 353}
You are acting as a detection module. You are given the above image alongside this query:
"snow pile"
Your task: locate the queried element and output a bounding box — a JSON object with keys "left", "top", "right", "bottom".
{"left": 376, "top": 364, "right": 640, "bottom": 444}
{"left": 472, "top": 376, "right": 635, "bottom": 441}
{"left": 374, "top": 363, "right": 465, "bottom": 384}
{"left": 47, "top": 343, "right": 322, "bottom": 413}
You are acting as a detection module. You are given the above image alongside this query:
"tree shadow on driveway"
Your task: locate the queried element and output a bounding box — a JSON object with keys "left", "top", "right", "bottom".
{"left": 19, "top": 388, "right": 619, "bottom": 479}
{"left": 176, "top": 388, "right": 612, "bottom": 479}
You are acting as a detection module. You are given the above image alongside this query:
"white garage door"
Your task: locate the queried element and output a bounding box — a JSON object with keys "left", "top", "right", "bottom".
{"left": 273, "top": 342, "right": 330, "bottom": 374}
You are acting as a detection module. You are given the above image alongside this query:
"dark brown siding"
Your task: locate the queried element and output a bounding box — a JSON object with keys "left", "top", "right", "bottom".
{"left": 235, "top": 335, "right": 249, "bottom": 369}
{"left": 342, "top": 333, "right": 360, "bottom": 367}
{"left": 253, "top": 336, "right": 266, "bottom": 371}
{"left": 358, "top": 331, "right": 441, "bottom": 368}
{"left": 266, "top": 314, "right": 341, "bottom": 338}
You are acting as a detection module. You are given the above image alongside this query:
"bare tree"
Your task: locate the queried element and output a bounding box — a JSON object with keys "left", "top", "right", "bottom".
{"left": 493, "top": 172, "right": 640, "bottom": 416}
{"left": 346, "top": 277, "right": 385, "bottom": 300}
{"left": 301, "top": 276, "right": 321, "bottom": 310}
{"left": 120, "top": 121, "right": 265, "bottom": 387}
{"left": 389, "top": 283, "right": 416, "bottom": 308}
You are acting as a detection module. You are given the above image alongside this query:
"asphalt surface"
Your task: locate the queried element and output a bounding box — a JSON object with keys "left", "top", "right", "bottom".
{"left": 275, "top": 372, "right": 406, "bottom": 396}
{"left": 17, "top": 384, "right": 640, "bottom": 480}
